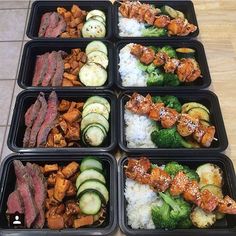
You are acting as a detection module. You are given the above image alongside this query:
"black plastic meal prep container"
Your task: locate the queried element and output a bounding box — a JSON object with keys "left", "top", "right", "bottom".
{"left": 17, "top": 40, "right": 114, "bottom": 90}
{"left": 113, "top": 0, "right": 199, "bottom": 40}
{"left": 0, "top": 152, "right": 117, "bottom": 235}
{"left": 115, "top": 40, "right": 211, "bottom": 91}
{"left": 118, "top": 154, "right": 236, "bottom": 235}
{"left": 27, "top": 0, "right": 113, "bottom": 40}
{"left": 7, "top": 90, "right": 117, "bottom": 153}
{"left": 118, "top": 90, "right": 228, "bottom": 154}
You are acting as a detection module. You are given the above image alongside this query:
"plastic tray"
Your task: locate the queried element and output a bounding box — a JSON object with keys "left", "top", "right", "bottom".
{"left": 113, "top": 0, "right": 199, "bottom": 40}
{"left": 7, "top": 90, "right": 117, "bottom": 153}
{"left": 17, "top": 40, "right": 114, "bottom": 90}
{"left": 26, "top": 0, "right": 113, "bottom": 40}
{"left": 118, "top": 90, "right": 228, "bottom": 154}
{"left": 118, "top": 154, "right": 236, "bottom": 235}
{"left": 0, "top": 153, "right": 117, "bottom": 236}
{"left": 115, "top": 40, "right": 211, "bottom": 91}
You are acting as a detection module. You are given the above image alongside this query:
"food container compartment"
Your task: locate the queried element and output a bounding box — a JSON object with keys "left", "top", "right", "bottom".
{"left": 114, "top": 0, "right": 199, "bottom": 40}
{"left": 118, "top": 90, "right": 228, "bottom": 154}
{"left": 118, "top": 154, "right": 236, "bottom": 235}
{"left": 8, "top": 90, "right": 117, "bottom": 153}
{"left": 0, "top": 153, "right": 117, "bottom": 235}
{"left": 17, "top": 40, "right": 114, "bottom": 90}
{"left": 27, "top": 1, "right": 112, "bottom": 40}
{"left": 115, "top": 40, "right": 211, "bottom": 91}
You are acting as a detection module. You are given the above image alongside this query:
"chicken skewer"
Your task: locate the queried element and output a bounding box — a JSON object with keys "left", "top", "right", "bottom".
{"left": 125, "top": 92, "right": 215, "bottom": 147}
{"left": 125, "top": 157, "right": 236, "bottom": 214}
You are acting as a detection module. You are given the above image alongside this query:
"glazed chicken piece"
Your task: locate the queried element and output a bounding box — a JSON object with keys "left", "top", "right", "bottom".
{"left": 148, "top": 103, "right": 165, "bottom": 121}
{"left": 159, "top": 107, "right": 179, "bottom": 128}
{"left": 170, "top": 171, "right": 189, "bottom": 196}
{"left": 218, "top": 196, "right": 236, "bottom": 214}
{"left": 154, "top": 15, "right": 170, "bottom": 28}
{"left": 182, "top": 180, "right": 201, "bottom": 205}
{"left": 153, "top": 51, "right": 169, "bottom": 67}
{"left": 125, "top": 93, "right": 153, "bottom": 115}
{"left": 164, "top": 58, "right": 180, "bottom": 73}
{"left": 176, "top": 58, "right": 201, "bottom": 82}
{"left": 199, "top": 189, "right": 219, "bottom": 213}
{"left": 130, "top": 44, "right": 144, "bottom": 58}
{"left": 131, "top": 44, "right": 155, "bottom": 65}
{"left": 150, "top": 167, "right": 172, "bottom": 192}
{"left": 177, "top": 114, "right": 199, "bottom": 137}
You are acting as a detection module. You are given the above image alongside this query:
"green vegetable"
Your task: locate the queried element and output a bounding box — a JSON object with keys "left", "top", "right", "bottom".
{"left": 161, "top": 95, "right": 182, "bottom": 112}
{"left": 151, "top": 127, "right": 193, "bottom": 148}
{"left": 142, "top": 26, "right": 167, "bottom": 37}
{"left": 158, "top": 46, "right": 177, "bottom": 58}
{"left": 182, "top": 165, "right": 200, "bottom": 182}
{"left": 163, "top": 73, "right": 180, "bottom": 86}
{"left": 137, "top": 62, "right": 157, "bottom": 73}
{"left": 177, "top": 217, "right": 193, "bottom": 229}
{"left": 152, "top": 96, "right": 163, "bottom": 104}
{"left": 147, "top": 71, "right": 164, "bottom": 86}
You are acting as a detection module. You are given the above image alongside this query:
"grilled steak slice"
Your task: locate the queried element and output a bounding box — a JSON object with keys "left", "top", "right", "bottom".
{"left": 7, "top": 190, "right": 24, "bottom": 214}
{"left": 18, "top": 183, "right": 38, "bottom": 228}
{"left": 26, "top": 163, "right": 47, "bottom": 229}
{"left": 25, "top": 97, "right": 41, "bottom": 127}
{"left": 45, "top": 12, "right": 60, "bottom": 37}
{"left": 41, "top": 51, "right": 58, "bottom": 86}
{"left": 38, "top": 12, "right": 51, "bottom": 37}
{"left": 37, "top": 91, "right": 58, "bottom": 147}
{"left": 50, "top": 16, "right": 66, "bottom": 38}
{"left": 32, "top": 53, "right": 49, "bottom": 86}
{"left": 28, "top": 93, "right": 47, "bottom": 147}
{"left": 51, "top": 52, "right": 64, "bottom": 86}
{"left": 23, "top": 126, "right": 32, "bottom": 148}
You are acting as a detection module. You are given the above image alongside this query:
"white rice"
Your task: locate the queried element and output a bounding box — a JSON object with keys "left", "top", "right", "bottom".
{"left": 119, "top": 43, "right": 148, "bottom": 87}
{"left": 118, "top": 14, "right": 145, "bottom": 37}
{"left": 125, "top": 178, "right": 162, "bottom": 229}
{"left": 124, "top": 110, "right": 156, "bottom": 148}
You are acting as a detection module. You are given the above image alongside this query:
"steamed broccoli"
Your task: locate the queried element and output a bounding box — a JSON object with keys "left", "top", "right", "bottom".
{"left": 158, "top": 45, "right": 177, "bottom": 58}
{"left": 182, "top": 165, "right": 200, "bottom": 182}
{"left": 147, "top": 71, "right": 164, "bottom": 86}
{"left": 151, "top": 191, "right": 191, "bottom": 229}
{"left": 137, "top": 62, "right": 157, "bottom": 73}
{"left": 152, "top": 96, "right": 163, "bottom": 104}
{"left": 163, "top": 73, "right": 180, "bottom": 86}
{"left": 177, "top": 217, "right": 193, "bottom": 229}
{"left": 142, "top": 26, "right": 167, "bottom": 37}
{"left": 161, "top": 95, "right": 182, "bottom": 112}
{"left": 151, "top": 127, "right": 193, "bottom": 148}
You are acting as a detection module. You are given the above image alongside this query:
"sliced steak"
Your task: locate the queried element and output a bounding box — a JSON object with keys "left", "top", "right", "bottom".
{"left": 26, "top": 163, "right": 47, "bottom": 229}
{"left": 7, "top": 190, "right": 24, "bottom": 214}
{"left": 45, "top": 12, "right": 60, "bottom": 37}
{"left": 25, "top": 98, "right": 41, "bottom": 127}
{"left": 37, "top": 91, "right": 58, "bottom": 147}
{"left": 41, "top": 51, "right": 58, "bottom": 86}
{"left": 50, "top": 16, "right": 66, "bottom": 38}
{"left": 18, "top": 183, "right": 38, "bottom": 228}
{"left": 32, "top": 53, "right": 49, "bottom": 86}
{"left": 28, "top": 93, "right": 47, "bottom": 147}
{"left": 23, "top": 126, "right": 32, "bottom": 148}
{"left": 38, "top": 12, "right": 51, "bottom": 37}
{"left": 51, "top": 52, "right": 64, "bottom": 86}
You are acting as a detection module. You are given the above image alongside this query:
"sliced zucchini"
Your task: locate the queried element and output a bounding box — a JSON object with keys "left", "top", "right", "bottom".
{"left": 82, "top": 123, "right": 107, "bottom": 136}
{"left": 82, "top": 103, "right": 109, "bottom": 120}
{"left": 79, "top": 191, "right": 102, "bottom": 215}
{"left": 187, "top": 107, "right": 210, "bottom": 122}
{"left": 80, "top": 156, "right": 103, "bottom": 173}
{"left": 76, "top": 169, "right": 106, "bottom": 189}
{"left": 182, "top": 102, "right": 210, "bottom": 114}
{"left": 90, "top": 15, "right": 105, "bottom": 24}
{"left": 83, "top": 125, "right": 106, "bottom": 147}
{"left": 87, "top": 50, "right": 108, "bottom": 69}
{"left": 200, "top": 184, "right": 223, "bottom": 198}
{"left": 85, "top": 41, "right": 108, "bottom": 55}
{"left": 161, "top": 5, "right": 178, "bottom": 18}
{"left": 79, "top": 63, "right": 107, "bottom": 86}
{"left": 176, "top": 48, "right": 195, "bottom": 59}
{"left": 86, "top": 10, "right": 106, "bottom": 22}
{"left": 77, "top": 180, "right": 109, "bottom": 203}
{"left": 176, "top": 10, "right": 185, "bottom": 19}
{"left": 82, "top": 19, "right": 106, "bottom": 38}
{"left": 83, "top": 96, "right": 110, "bottom": 113}
{"left": 81, "top": 112, "right": 109, "bottom": 132}
{"left": 196, "top": 163, "right": 223, "bottom": 188}
{"left": 200, "top": 119, "right": 210, "bottom": 127}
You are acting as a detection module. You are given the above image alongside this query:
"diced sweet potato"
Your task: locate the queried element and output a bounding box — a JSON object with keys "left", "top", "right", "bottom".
{"left": 65, "top": 123, "right": 80, "bottom": 141}
{"left": 62, "top": 108, "right": 80, "bottom": 123}
{"left": 47, "top": 173, "right": 57, "bottom": 186}
{"left": 71, "top": 4, "right": 82, "bottom": 18}
{"left": 63, "top": 72, "right": 77, "bottom": 81}
{"left": 46, "top": 133, "right": 54, "bottom": 147}
{"left": 64, "top": 63, "right": 71, "bottom": 71}
{"left": 68, "top": 102, "right": 77, "bottom": 111}
{"left": 55, "top": 204, "right": 65, "bottom": 215}
{"left": 48, "top": 214, "right": 65, "bottom": 230}
{"left": 71, "top": 67, "right": 81, "bottom": 76}
{"left": 62, "top": 78, "right": 73, "bottom": 87}
{"left": 53, "top": 176, "right": 70, "bottom": 202}
{"left": 64, "top": 11, "right": 72, "bottom": 22}
{"left": 59, "top": 119, "right": 68, "bottom": 134}
{"left": 51, "top": 127, "right": 60, "bottom": 135}
{"left": 72, "top": 80, "right": 82, "bottom": 86}
{"left": 71, "top": 60, "right": 79, "bottom": 69}
{"left": 58, "top": 99, "right": 71, "bottom": 112}
{"left": 53, "top": 133, "right": 64, "bottom": 144}
{"left": 54, "top": 139, "right": 67, "bottom": 148}
{"left": 76, "top": 102, "right": 84, "bottom": 110}
{"left": 44, "top": 164, "right": 59, "bottom": 174}
{"left": 61, "top": 32, "right": 70, "bottom": 38}
{"left": 57, "top": 7, "right": 67, "bottom": 15}
{"left": 66, "top": 183, "right": 77, "bottom": 197}
{"left": 47, "top": 188, "right": 54, "bottom": 198}
{"left": 73, "top": 216, "right": 94, "bottom": 228}
{"left": 62, "top": 161, "right": 79, "bottom": 178}
{"left": 77, "top": 23, "right": 84, "bottom": 31}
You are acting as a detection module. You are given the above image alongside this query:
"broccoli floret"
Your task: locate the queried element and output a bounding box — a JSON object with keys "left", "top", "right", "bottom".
{"left": 137, "top": 61, "right": 157, "bottom": 73}
{"left": 152, "top": 96, "right": 163, "bottom": 104}
{"left": 163, "top": 73, "right": 180, "bottom": 86}
{"left": 142, "top": 26, "right": 167, "bottom": 37}
{"left": 164, "top": 161, "right": 184, "bottom": 177}
{"left": 137, "top": 61, "right": 148, "bottom": 72}
{"left": 182, "top": 165, "right": 200, "bottom": 182}
{"left": 147, "top": 71, "right": 164, "bottom": 86}
{"left": 158, "top": 45, "right": 177, "bottom": 58}
{"left": 177, "top": 217, "right": 193, "bottom": 229}
{"left": 150, "top": 127, "right": 193, "bottom": 148}
{"left": 161, "top": 95, "right": 182, "bottom": 112}
{"left": 146, "top": 63, "right": 156, "bottom": 73}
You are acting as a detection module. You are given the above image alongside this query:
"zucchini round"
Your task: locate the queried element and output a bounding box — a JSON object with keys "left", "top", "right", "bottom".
{"left": 182, "top": 102, "right": 210, "bottom": 114}
{"left": 82, "top": 19, "right": 106, "bottom": 38}
{"left": 83, "top": 96, "right": 110, "bottom": 112}
{"left": 80, "top": 156, "right": 103, "bottom": 173}
{"left": 90, "top": 15, "right": 105, "bottom": 24}
{"left": 87, "top": 50, "right": 108, "bottom": 69}
{"left": 176, "top": 48, "right": 195, "bottom": 59}
{"left": 187, "top": 107, "right": 210, "bottom": 122}
{"left": 82, "top": 102, "right": 109, "bottom": 120}
{"left": 85, "top": 41, "right": 108, "bottom": 55}
{"left": 86, "top": 10, "right": 106, "bottom": 22}
{"left": 83, "top": 125, "right": 106, "bottom": 147}
{"left": 161, "top": 5, "right": 178, "bottom": 18}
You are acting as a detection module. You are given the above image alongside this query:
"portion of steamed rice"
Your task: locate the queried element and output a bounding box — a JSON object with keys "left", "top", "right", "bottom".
{"left": 125, "top": 178, "right": 162, "bottom": 229}
{"left": 119, "top": 43, "right": 148, "bottom": 87}
{"left": 124, "top": 110, "right": 156, "bottom": 148}
{"left": 118, "top": 14, "right": 145, "bottom": 37}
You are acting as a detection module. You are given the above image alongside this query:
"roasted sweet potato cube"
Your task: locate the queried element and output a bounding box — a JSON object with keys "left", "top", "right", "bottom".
{"left": 64, "top": 63, "right": 71, "bottom": 71}
{"left": 66, "top": 183, "right": 77, "bottom": 197}
{"left": 62, "top": 108, "right": 80, "bottom": 123}
{"left": 63, "top": 72, "right": 77, "bottom": 81}
{"left": 47, "top": 173, "right": 57, "bottom": 186}
{"left": 77, "top": 23, "right": 84, "bottom": 31}
{"left": 54, "top": 133, "right": 64, "bottom": 144}
{"left": 62, "top": 78, "right": 73, "bottom": 87}
{"left": 44, "top": 164, "right": 59, "bottom": 174}
{"left": 69, "top": 172, "right": 80, "bottom": 183}
{"left": 46, "top": 133, "right": 54, "bottom": 147}
{"left": 47, "top": 188, "right": 54, "bottom": 198}
{"left": 55, "top": 204, "right": 65, "bottom": 215}
{"left": 54, "top": 139, "right": 67, "bottom": 148}
{"left": 64, "top": 11, "right": 72, "bottom": 22}
{"left": 58, "top": 99, "right": 71, "bottom": 112}
{"left": 48, "top": 214, "right": 65, "bottom": 230}
{"left": 73, "top": 216, "right": 94, "bottom": 228}
{"left": 61, "top": 32, "right": 70, "bottom": 38}
{"left": 80, "top": 52, "right": 87, "bottom": 63}
{"left": 57, "top": 7, "right": 67, "bottom": 15}
{"left": 76, "top": 102, "right": 84, "bottom": 110}
{"left": 59, "top": 119, "right": 68, "bottom": 134}
{"left": 71, "top": 60, "right": 79, "bottom": 69}
{"left": 62, "top": 161, "right": 79, "bottom": 178}
{"left": 68, "top": 102, "right": 77, "bottom": 111}
{"left": 72, "top": 80, "right": 82, "bottom": 86}
{"left": 53, "top": 176, "right": 70, "bottom": 202}
{"left": 51, "top": 127, "right": 60, "bottom": 135}
{"left": 71, "top": 4, "right": 82, "bottom": 18}
{"left": 65, "top": 123, "right": 80, "bottom": 141}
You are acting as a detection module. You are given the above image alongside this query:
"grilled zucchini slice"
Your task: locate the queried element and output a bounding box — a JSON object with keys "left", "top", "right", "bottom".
{"left": 187, "top": 107, "right": 210, "bottom": 122}
{"left": 85, "top": 41, "right": 108, "bottom": 55}
{"left": 84, "top": 96, "right": 110, "bottom": 112}
{"left": 83, "top": 125, "right": 106, "bottom": 147}
{"left": 80, "top": 156, "right": 103, "bottom": 173}
{"left": 182, "top": 102, "right": 210, "bottom": 114}
{"left": 82, "top": 19, "right": 106, "bottom": 38}
{"left": 87, "top": 50, "right": 108, "bottom": 69}
{"left": 86, "top": 10, "right": 106, "bottom": 22}
{"left": 82, "top": 102, "right": 109, "bottom": 120}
